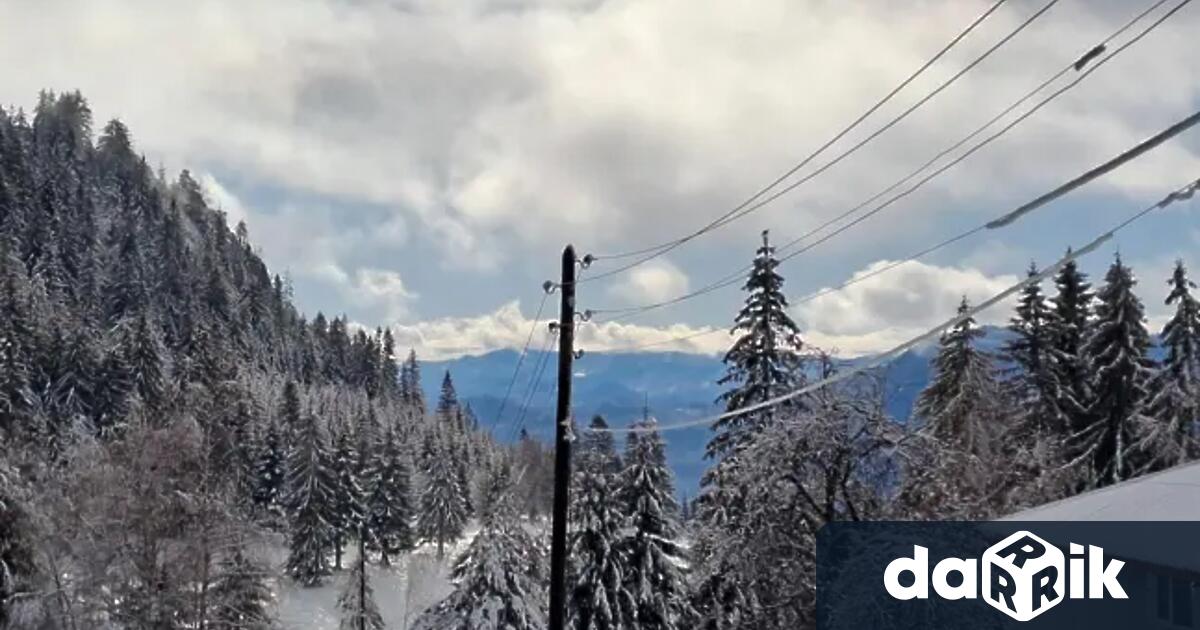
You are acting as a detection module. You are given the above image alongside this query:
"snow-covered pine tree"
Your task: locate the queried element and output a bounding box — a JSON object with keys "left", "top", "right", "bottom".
{"left": 0, "top": 457, "right": 34, "bottom": 628}
{"left": 567, "top": 415, "right": 633, "bottom": 630}
{"left": 1074, "top": 255, "right": 1155, "bottom": 487}
{"left": 1049, "top": 255, "right": 1095, "bottom": 438}
{"left": 284, "top": 409, "right": 337, "bottom": 586}
{"left": 209, "top": 548, "right": 277, "bottom": 630}
{"left": 620, "top": 418, "right": 693, "bottom": 630}
{"left": 0, "top": 280, "right": 32, "bottom": 437}
{"left": 913, "top": 297, "right": 1005, "bottom": 457}
{"left": 1145, "top": 261, "right": 1200, "bottom": 469}
{"left": 101, "top": 207, "right": 148, "bottom": 326}
{"left": 417, "top": 431, "right": 468, "bottom": 558}
{"left": 252, "top": 420, "right": 286, "bottom": 518}
{"left": 279, "top": 379, "right": 303, "bottom": 437}
{"left": 437, "top": 370, "right": 460, "bottom": 425}
{"left": 123, "top": 310, "right": 166, "bottom": 413}
{"left": 694, "top": 233, "right": 802, "bottom": 630}
{"left": 438, "top": 370, "right": 475, "bottom": 517}
{"left": 413, "top": 462, "right": 547, "bottom": 630}
{"left": 329, "top": 423, "right": 365, "bottom": 570}
{"left": 338, "top": 536, "right": 385, "bottom": 630}
{"left": 578, "top": 415, "right": 620, "bottom": 475}
{"left": 1005, "top": 262, "right": 1063, "bottom": 434}
{"left": 91, "top": 327, "right": 132, "bottom": 436}
{"left": 366, "top": 424, "right": 415, "bottom": 565}
{"left": 401, "top": 350, "right": 425, "bottom": 411}
{"left": 708, "top": 230, "right": 804, "bottom": 461}
{"left": 380, "top": 328, "right": 401, "bottom": 401}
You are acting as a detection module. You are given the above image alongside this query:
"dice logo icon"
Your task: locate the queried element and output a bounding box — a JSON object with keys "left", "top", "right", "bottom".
{"left": 982, "top": 531, "right": 1064, "bottom": 621}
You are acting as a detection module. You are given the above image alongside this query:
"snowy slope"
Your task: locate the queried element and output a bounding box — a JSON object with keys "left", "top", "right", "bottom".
{"left": 263, "top": 528, "right": 478, "bottom": 629}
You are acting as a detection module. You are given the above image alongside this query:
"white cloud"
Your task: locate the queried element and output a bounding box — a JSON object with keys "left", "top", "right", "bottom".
{"left": 796, "top": 260, "right": 1019, "bottom": 355}
{"left": 606, "top": 259, "right": 690, "bottom": 305}
{"left": 352, "top": 268, "right": 418, "bottom": 321}
{"left": 198, "top": 172, "right": 248, "bottom": 228}
{"left": 5, "top": 0, "right": 1197, "bottom": 270}
{"left": 7, "top": 0, "right": 1200, "bottom": 352}
{"left": 199, "top": 173, "right": 419, "bottom": 321}
{"left": 391, "top": 300, "right": 725, "bottom": 360}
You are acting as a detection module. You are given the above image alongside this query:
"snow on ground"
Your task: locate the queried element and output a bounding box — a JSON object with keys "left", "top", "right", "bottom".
{"left": 260, "top": 527, "right": 479, "bottom": 629}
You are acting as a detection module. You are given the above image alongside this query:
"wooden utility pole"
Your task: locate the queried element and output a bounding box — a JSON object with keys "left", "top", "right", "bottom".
{"left": 548, "top": 244, "right": 577, "bottom": 630}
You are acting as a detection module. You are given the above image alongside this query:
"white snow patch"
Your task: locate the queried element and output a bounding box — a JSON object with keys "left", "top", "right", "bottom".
{"left": 262, "top": 526, "right": 480, "bottom": 629}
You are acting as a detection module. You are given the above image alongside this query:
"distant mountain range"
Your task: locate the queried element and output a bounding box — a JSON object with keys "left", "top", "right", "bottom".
{"left": 420, "top": 326, "right": 1015, "bottom": 496}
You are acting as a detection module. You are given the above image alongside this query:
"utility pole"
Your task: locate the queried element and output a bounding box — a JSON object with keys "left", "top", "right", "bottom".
{"left": 548, "top": 244, "right": 576, "bottom": 630}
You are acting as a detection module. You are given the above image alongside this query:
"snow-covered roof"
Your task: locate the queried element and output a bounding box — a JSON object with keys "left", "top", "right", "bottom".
{"left": 1004, "top": 461, "right": 1200, "bottom": 521}
{"left": 999, "top": 464, "right": 1200, "bottom": 574}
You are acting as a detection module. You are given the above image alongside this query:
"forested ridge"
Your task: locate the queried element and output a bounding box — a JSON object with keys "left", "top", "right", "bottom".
{"left": 3, "top": 91, "right": 1200, "bottom": 630}
{"left": 0, "top": 91, "right": 555, "bottom": 629}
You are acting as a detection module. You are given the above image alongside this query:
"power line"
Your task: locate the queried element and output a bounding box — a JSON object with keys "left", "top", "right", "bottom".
{"left": 591, "top": 0, "right": 1010, "bottom": 264}
{"left": 510, "top": 329, "right": 558, "bottom": 442}
{"left": 587, "top": 0, "right": 1189, "bottom": 323}
{"left": 589, "top": 101, "right": 1200, "bottom": 354}
{"left": 583, "top": 324, "right": 728, "bottom": 354}
{"left": 723, "top": 0, "right": 1175, "bottom": 244}
{"left": 492, "top": 289, "right": 551, "bottom": 434}
{"left": 579, "top": 0, "right": 1047, "bottom": 283}
{"left": 589, "top": 175, "right": 1200, "bottom": 435}
{"left": 773, "top": 0, "right": 1194, "bottom": 266}
{"left": 587, "top": 231, "right": 980, "bottom": 352}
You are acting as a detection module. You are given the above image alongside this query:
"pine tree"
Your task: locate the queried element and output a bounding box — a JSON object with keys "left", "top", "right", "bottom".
{"left": 417, "top": 433, "right": 468, "bottom": 558}
{"left": 329, "top": 424, "right": 365, "bottom": 570}
{"left": 279, "top": 380, "right": 303, "bottom": 436}
{"left": 709, "top": 230, "right": 805, "bottom": 460}
{"left": 1145, "top": 261, "right": 1200, "bottom": 469}
{"left": 380, "top": 328, "right": 400, "bottom": 400}
{"left": 1075, "top": 255, "right": 1155, "bottom": 487}
{"left": 620, "top": 419, "right": 692, "bottom": 630}
{"left": 0, "top": 299, "right": 32, "bottom": 438}
{"left": 366, "top": 424, "right": 415, "bottom": 565}
{"left": 401, "top": 349, "right": 425, "bottom": 411}
{"left": 567, "top": 416, "right": 633, "bottom": 630}
{"left": 1005, "top": 262, "right": 1062, "bottom": 433}
{"left": 694, "top": 233, "right": 802, "bottom": 630}
{"left": 1049, "top": 255, "right": 1095, "bottom": 437}
{"left": 0, "top": 459, "right": 34, "bottom": 628}
{"left": 579, "top": 415, "right": 620, "bottom": 475}
{"left": 123, "top": 310, "right": 166, "bottom": 412}
{"left": 438, "top": 370, "right": 475, "bottom": 517}
{"left": 437, "top": 370, "right": 460, "bottom": 425}
{"left": 284, "top": 410, "right": 337, "bottom": 586}
{"left": 338, "top": 536, "right": 385, "bottom": 630}
{"left": 914, "top": 297, "right": 1004, "bottom": 457}
{"left": 91, "top": 330, "right": 132, "bottom": 436}
{"left": 253, "top": 421, "right": 286, "bottom": 518}
{"left": 209, "top": 548, "right": 277, "bottom": 630}
{"left": 102, "top": 209, "right": 147, "bottom": 326}
{"left": 413, "top": 463, "right": 547, "bottom": 630}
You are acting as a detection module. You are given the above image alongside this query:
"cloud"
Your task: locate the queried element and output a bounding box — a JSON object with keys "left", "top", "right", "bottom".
{"left": 352, "top": 268, "right": 418, "bottom": 321}
{"left": 606, "top": 259, "right": 690, "bottom": 305}
{"left": 5, "top": 0, "right": 1198, "bottom": 271}
{"left": 795, "top": 260, "right": 1019, "bottom": 355}
{"left": 7, "top": 0, "right": 1200, "bottom": 354}
{"left": 200, "top": 172, "right": 418, "bottom": 322}
{"left": 391, "top": 300, "right": 726, "bottom": 360}
{"left": 197, "top": 172, "right": 248, "bottom": 228}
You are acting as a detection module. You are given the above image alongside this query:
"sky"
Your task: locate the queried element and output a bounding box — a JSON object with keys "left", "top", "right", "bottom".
{"left": 3, "top": 0, "right": 1199, "bottom": 360}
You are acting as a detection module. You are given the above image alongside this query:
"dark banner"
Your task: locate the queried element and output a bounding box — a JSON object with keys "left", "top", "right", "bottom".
{"left": 817, "top": 522, "right": 1200, "bottom": 629}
